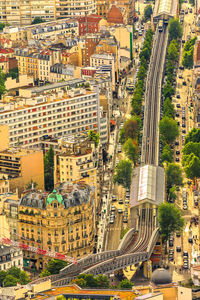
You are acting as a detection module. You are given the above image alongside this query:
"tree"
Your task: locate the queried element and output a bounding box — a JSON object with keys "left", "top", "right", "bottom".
{"left": 123, "top": 138, "right": 138, "bottom": 166}
{"left": 0, "top": 23, "right": 5, "bottom": 31}
{"left": 46, "top": 259, "right": 68, "bottom": 275}
{"left": 71, "top": 277, "right": 87, "bottom": 288}
{"left": 77, "top": 274, "right": 98, "bottom": 287}
{"left": 0, "top": 271, "right": 6, "bottom": 287}
{"left": 158, "top": 203, "right": 185, "bottom": 243}
{"left": 7, "top": 267, "right": 21, "bottom": 279}
{"left": 166, "top": 163, "right": 183, "bottom": 189}
{"left": 161, "top": 144, "right": 173, "bottom": 163}
{"left": 0, "top": 69, "right": 6, "bottom": 99}
{"left": 3, "top": 275, "right": 18, "bottom": 287}
{"left": 168, "top": 18, "right": 183, "bottom": 40}
{"left": 40, "top": 269, "right": 51, "bottom": 278}
{"left": 113, "top": 160, "right": 132, "bottom": 189}
{"left": 168, "top": 40, "right": 179, "bottom": 61}
{"left": 96, "top": 274, "right": 110, "bottom": 288}
{"left": 184, "top": 153, "right": 200, "bottom": 180}
{"left": 88, "top": 130, "right": 99, "bottom": 147}
{"left": 144, "top": 5, "right": 153, "bottom": 20}
{"left": 118, "top": 279, "right": 133, "bottom": 289}
{"left": 163, "top": 82, "right": 175, "bottom": 100}
{"left": 182, "top": 48, "right": 194, "bottom": 69}
{"left": 31, "top": 17, "right": 45, "bottom": 24}
{"left": 185, "top": 128, "right": 200, "bottom": 145}
{"left": 159, "top": 117, "right": 179, "bottom": 144}
{"left": 163, "top": 98, "right": 175, "bottom": 119}
{"left": 44, "top": 146, "right": 54, "bottom": 191}
{"left": 26, "top": 179, "right": 38, "bottom": 190}
{"left": 168, "top": 186, "right": 177, "bottom": 202}
{"left": 123, "top": 118, "right": 139, "bottom": 141}
{"left": 182, "top": 141, "right": 200, "bottom": 158}
{"left": 19, "top": 271, "right": 30, "bottom": 285}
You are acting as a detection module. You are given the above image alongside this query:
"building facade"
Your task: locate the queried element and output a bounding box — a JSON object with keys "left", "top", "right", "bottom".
{"left": 18, "top": 182, "right": 95, "bottom": 270}
{"left": 0, "top": 148, "right": 45, "bottom": 194}
{"left": 55, "top": 0, "right": 97, "bottom": 19}
{"left": 0, "top": 81, "right": 100, "bottom": 148}
{"left": 0, "top": 246, "right": 23, "bottom": 272}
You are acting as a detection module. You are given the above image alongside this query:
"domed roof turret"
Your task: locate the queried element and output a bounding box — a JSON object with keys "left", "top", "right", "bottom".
{"left": 151, "top": 268, "right": 172, "bottom": 285}
{"left": 46, "top": 189, "right": 63, "bottom": 205}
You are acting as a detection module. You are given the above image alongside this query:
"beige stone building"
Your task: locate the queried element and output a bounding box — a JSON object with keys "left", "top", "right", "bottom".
{"left": 18, "top": 182, "right": 95, "bottom": 270}
{"left": 42, "top": 132, "right": 103, "bottom": 209}
{"left": 0, "top": 148, "right": 44, "bottom": 195}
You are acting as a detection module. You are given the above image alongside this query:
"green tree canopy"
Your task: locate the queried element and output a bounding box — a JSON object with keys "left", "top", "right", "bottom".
{"left": 77, "top": 274, "right": 98, "bottom": 287}
{"left": 182, "top": 37, "right": 197, "bottom": 69}
{"left": 71, "top": 277, "right": 87, "bottom": 288}
{"left": 31, "top": 17, "right": 45, "bottom": 24}
{"left": 0, "top": 69, "right": 6, "bottom": 99}
{"left": 184, "top": 153, "right": 200, "bottom": 180}
{"left": 144, "top": 5, "right": 153, "bottom": 20}
{"left": 168, "top": 40, "right": 179, "bottom": 61}
{"left": 185, "top": 128, "right": 200, "bottom": 145}
{"left": 46, "top": 259, "right": 68, "bottom": 275}
{"left": 169, "top": 186, "right": 177, "bottom": 202}
{"left": 3, "top": 275, "right": 18, "bottom": 287}
{"left": 163, "top": 82, "right": 175, "bottom": 100}
{"left": 0, "top": 271, "right": 6, "bottom": 287}
{"left": 19, "top": 271, "right": 30, "bottom": 285}
{"left": 158, "top": 203, "right": 185, "bottom": 242}
{"left": 182, "top": 141, "right": 200, "bottom": 158}
{"left": 159, "top": 117, "right": 179, "bottom": 144}
{"left": 123, "top": 138, "right": 138, "bottom": 166}
{"left": 163, "top": 98, "right": 175, "bottom": 119}
{"left": 113, "top": 159, "right": 133, "bottom": 189}
{"left": 7, "top": 267, "right": 21, "bottom": 279}
{"left": 166, "top": 163, "right": 183, "bottom": 189}
{"left": 118, "top": 279, "right": 134, "bottom": 289}
{"left": 0, "top": 23, "right": 5, "bottom": 31}
{"left": 161, "top": 144, "right": 173, "bottom": 163}
{"left": 40, "top": 269, "right": 51, "bottom": 278}
{"left": 88, "top": 130, "right": 99, "bottom": 147}
{"left": 44, "top": 145, "right": 54, "bottom": 191}
{"left": 121, "top": 118, "right": 139, "bottom": 143}
{"left": 96, "top": 274, "right": 110, "bottom": 288}
{"left": 168, "top": 18, "right": 183, "bottom": 40}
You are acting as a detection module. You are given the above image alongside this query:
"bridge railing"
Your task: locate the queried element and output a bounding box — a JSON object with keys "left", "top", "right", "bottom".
{"left": 60, "top": 249, "right": 121, "bottom": 276}
{"left": 118, "top": 228, "right": 136, "bottom": 252}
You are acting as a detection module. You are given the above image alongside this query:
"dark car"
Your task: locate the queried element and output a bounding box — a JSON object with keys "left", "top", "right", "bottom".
{"left": 176, "top": 246, "right": 181, "bottom": 252}
{"left": 176, "top": 157, "right": 180, "bottom": 162}
{"left": 182, "top": 130, "right": 186, "bottom": 134}
{"left": 183, "top": 81, "right": 187, "bottom": 86}
{"left": 176, "top": 113, "right": 180, "bottom": 117}
{"left": 175, "top": 141, "right": 179, "bottom": 146}
{"left": 176, "top": 150, "right": 180, "bottom": 155}
{"left": 176, "top": 103, "right": 181, "bottom": 108}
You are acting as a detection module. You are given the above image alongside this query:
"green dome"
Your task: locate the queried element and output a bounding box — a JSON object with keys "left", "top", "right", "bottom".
{"left": 47, "top": 190, "right": 63, "bottom": 205}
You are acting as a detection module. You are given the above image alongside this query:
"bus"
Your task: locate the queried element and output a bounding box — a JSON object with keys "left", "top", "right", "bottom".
{"left": 158, "top": 19, "right": 163, "bottom": 32}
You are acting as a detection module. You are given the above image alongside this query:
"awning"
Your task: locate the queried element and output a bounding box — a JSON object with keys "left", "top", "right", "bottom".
{"left": 110, "top": 120, "right": 116, "bottom": 125}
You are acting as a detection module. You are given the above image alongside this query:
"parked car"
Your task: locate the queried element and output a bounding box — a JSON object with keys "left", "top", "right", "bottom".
{"left": 118, "top": 208, "right": 123, "bottom": 214}
{"left": 176, "top": 246, "right": 181, "bottom": 252}
{"left": 118, "top": 199, "right": 123, "bottom": 204}
{"left": 111, "top": 205, "right": 116, "bottom": 212}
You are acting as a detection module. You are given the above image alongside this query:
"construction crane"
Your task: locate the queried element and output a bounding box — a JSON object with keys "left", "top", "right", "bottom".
{"left": 0, "top": 236, "right": 77, "bottom": 264}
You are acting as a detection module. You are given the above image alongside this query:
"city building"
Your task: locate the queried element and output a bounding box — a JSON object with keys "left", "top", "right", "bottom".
{"left": 55, "top": 0, "right": 97, "bottom": 19}
{"left": 50, "top": 63, "right": 81, "bottom": 82}
{"left": 0, "top": 19, "right": 78, "bottom": 45}
{"left": 97, "top": 0, "right": 134, "bottom": 24}
{"left": 0, "top": 0, "right": 55, "bottom": 26}
{"left": 0, "top": 147, "right": 44, "bottom": 195}
{"left": 90, "top": 53, "right": 116, "bottom": 88}
{"left": 41, "top": 132, "right": 103, "bottom": 210}
{"left": 0, "top": 80, "right": 100, "bottom": 149}
{"left": 0, "top": 245, "right": 23, "bottom": 271}
{"left": 78, "top": 15, "right": 102, "bottom": 36}
{"left": 18, "top": 182, "right": 95, "bottom": 270}
{"left": 2, "top": 192, "right": 20, "bottom": 241}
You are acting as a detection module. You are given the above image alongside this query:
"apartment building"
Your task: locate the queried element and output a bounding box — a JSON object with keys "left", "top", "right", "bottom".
{"left": 18, "top": 182, "right": 95, "bottom": 270}
{"left": 42, "top": 132, "right": 102, "bottom": 207}
{"left": 0, "top": 80, "right": 100, "bottom": 149}
{"left": 1, "top": 19, "right": 78, "bottom": 44}
{"left": 2, "top": 193, "right": 19, "bottom": 241}
{"left": 55, "top": 0, "right": 97, "bottom": 19}
{"left": 90, "top": 53, "right": 116, "bottom": 88}
{"left": 50, "top": 63, "right": 81, "bottom": 82}
{"left": 0, "top": 0, "right": 55, "bottom": 26}
{"left": 0, "top": 246, "right": 23, "bottom": 271}
{"left": 78, "top": 15, "right": 102, "bottom": 36}
{"left": 0, "top": 148, "right": 44, "bottom": 194}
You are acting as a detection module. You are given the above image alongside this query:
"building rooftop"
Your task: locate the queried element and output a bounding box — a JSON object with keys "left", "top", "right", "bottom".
{"left": 0, "top": 148, "right": 41, "bottom": 156}
{"left": 20, "top": 183, "right": 92, "bottom": 209}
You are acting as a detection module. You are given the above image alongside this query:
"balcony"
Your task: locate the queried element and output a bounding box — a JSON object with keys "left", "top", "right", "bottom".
{"left": 76, "top": 236, "right": 80, "bottom": 240}
{"left": 61, "top": 240, "right": 66, "bottom": 244}
{"left": 47, "top": 241, "right": 52, "bottom": 245}
{"left": 69, "top": 238, "right": 74, "bottom": 242}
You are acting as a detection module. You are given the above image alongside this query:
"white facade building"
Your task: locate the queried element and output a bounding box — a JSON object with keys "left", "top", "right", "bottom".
{"left": 0, "top": 246, "right": 23, "bottom": 271}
